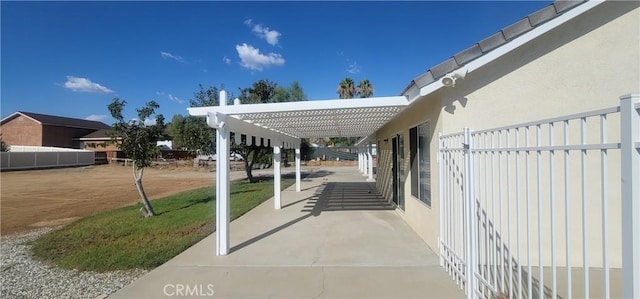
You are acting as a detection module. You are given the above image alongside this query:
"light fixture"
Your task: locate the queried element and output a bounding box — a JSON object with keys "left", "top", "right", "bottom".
{"left": 441, "top": 69, "right": 468, "bottom": 87}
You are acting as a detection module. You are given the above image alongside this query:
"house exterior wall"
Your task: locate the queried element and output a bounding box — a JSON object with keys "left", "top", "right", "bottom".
{"left": 375, "top": 96, "right": 444, "bottom": 252}
{"left": 41, "top": 125, "right": 95, "bottom": 149}
{"left": 374, "top": 1, "right": 639, "bottom": 267}
{"left": 0, "top": 116, "right": 43, "bottom": 147}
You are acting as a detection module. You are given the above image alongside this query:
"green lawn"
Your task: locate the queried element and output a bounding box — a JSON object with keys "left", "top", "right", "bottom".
{"left": 32, "top": 178, "right": 293, "bottom": 272}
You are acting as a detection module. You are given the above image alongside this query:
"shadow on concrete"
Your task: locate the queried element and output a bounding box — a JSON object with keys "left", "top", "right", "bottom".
{"left": 231, "top": 180, "right": 391, "bottom": 253}
{"left": 302, "top": 182, "right": 394, "bottom": 214}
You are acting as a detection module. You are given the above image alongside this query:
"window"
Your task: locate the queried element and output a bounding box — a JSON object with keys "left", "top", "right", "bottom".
{"left": 410, "top": 122, "right": 431, "bottom": 206}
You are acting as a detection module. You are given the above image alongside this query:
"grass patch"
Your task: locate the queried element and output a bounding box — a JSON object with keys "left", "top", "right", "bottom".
{"left": 32, "top": 178, "right": 294, "bottom": 272}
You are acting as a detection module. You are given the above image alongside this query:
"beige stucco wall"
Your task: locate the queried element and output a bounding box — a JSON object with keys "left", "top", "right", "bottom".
{"left": 374, "top": 1, "right": 639, "bottom": 268}
{"left": 375, "top": 92, "right": 444, "bottom": 253}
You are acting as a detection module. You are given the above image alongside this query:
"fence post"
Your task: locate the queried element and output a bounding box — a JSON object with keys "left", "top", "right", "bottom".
{"left": 464, "top": 128, "right": 477, "bottom": 299}
{"left": 438, "top": 133, "right": 444, "bottom": 267}
{"left": 620, "top": 94, "right": 640, "bottom": 298}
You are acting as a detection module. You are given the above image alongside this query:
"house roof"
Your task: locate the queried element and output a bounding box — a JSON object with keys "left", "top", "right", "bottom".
{"left": 0, "top": 111, "right": 111, "bottom": 130}
{"left": 400, "top": 0, "right": 587, "bottom": 97}
{"left": 74, "top": 129, "right": 116, "bottom": 140}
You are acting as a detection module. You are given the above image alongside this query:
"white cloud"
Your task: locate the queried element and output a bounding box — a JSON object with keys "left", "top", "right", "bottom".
{"left": 129, "top": 118, "right": 157, "bottom": 126}
{"left": 85, "top": 114, "right": 108, "bottom": 122}
{"left": 236, "top": 43, "right": 285, "bottom": 71}
{"left": 156, "top": 91, "right": 184, "bottom": 104}
{"left": 347, "top": 62, "right": 361, "bottom": 74}
{"left": 160, "top": 51, "right": 185, "bottom": 63}
{"left": 245, "top": 19, "right": 281, "bottom": 46}
{"left": 252, "top": 24, "right": 281, "bottom": 46}
{"left": 168, "top": 94, "right": 184, "bottom": 104}
{"left": 63, "top": 76, "right": 114, "bottom": 94}
{"left": 143, "top": 118, "right": 157, "bottom": 126}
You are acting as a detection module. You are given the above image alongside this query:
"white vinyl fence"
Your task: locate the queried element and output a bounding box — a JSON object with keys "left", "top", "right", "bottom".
{"left": 1, "top": 146, "right": 95, "bottom": 170}
{"left": 438, "top": 94, "right": 639, "bottom": 299}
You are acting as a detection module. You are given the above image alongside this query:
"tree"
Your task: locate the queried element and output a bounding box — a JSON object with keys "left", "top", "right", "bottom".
{"left": 108, "top": 98, "right": 166, "bottom": 217}
{"left": 235, "top": 80, "right": 308, "bottom": 182}
{"left": 167, "top": 85, "right": 222, "bottom": 154}
{"left": 191, "top": 84, "right": 222, "bottom": 107}
{"left": 273, "top": 81, "right": 308, "bottom": 102}
{"left": 0, "top": 138, "right": 8, "bottom": 152}
{"left": 336, "top": 77, "right": 356, "bottom": 99}
{"left": 169, "top": 114, "right": 215, "bottom": 155}
{"left": 236, "top": 80, "right": 278, "bottom": 182}
{"left": 238, "top": 79, "right": 277, "bottom": 104}
{"left": 357, "top": 79, "right": 374, "bottom": 98}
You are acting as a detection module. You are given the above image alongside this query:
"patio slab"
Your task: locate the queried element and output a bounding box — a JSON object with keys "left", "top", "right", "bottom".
{"left": 110, "top": 166, "right": 464, "bottom": 299}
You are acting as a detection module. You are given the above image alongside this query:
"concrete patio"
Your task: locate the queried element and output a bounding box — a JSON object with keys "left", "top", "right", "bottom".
{"left": 110, "top": 166, "right": 464, "bottom": 299}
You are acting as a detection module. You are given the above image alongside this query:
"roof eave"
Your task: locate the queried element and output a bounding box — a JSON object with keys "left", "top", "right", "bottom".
{"left": 0, "top": 112, "right": 42, "bottom": 126}
{"left": 405, "top": 0, "right": 603, "bottom": 101}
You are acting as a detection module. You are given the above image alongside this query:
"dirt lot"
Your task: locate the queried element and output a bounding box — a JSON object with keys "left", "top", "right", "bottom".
{"left": 0, "top": 164, "right": 221, "bottom": 235}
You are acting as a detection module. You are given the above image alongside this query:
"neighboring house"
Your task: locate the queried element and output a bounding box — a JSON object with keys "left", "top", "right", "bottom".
{"left": 73, "top": 128, "right": 123, "bottom": 163}
{"left": 0, "top": 111, "right": 111, "bottom": 149}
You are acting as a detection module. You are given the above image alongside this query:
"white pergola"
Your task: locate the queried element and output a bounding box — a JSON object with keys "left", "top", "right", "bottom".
{"left": 188, "top": 91, "right": 408, "bottom": 255}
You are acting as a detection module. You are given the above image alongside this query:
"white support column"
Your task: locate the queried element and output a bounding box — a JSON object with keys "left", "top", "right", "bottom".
{"left": 274, "top": 145, "right": 282, "bottom": 209}
{"left": 367, "top": 144, "right": 374, "bottom": 181}
{"left": 361, "top": 149, "right": 365, "bottom": 173}
{"left": 216, "top": 91, "right": 230, "bottom": 256}
{"left": 358, "top": 149, "right": 363, "bottom": 172}
{"left": 363, "top": 149, "right": 369, "bottom": 177}
{"left": 621, "top": 94, "right": 640, "bottom": 299}
{"left": 295, "top": 146, "right": 301, "bottom": 192}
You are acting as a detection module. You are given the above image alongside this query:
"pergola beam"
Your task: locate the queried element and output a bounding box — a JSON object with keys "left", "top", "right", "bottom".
{"left": 188, "top": 96, "right": 408, "bottom": 117}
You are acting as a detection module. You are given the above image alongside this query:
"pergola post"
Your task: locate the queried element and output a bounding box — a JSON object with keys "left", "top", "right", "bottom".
{"left": 215, "top": 91, "right": 230, "bottom": 256}
{"left": 361, "top": 148, "right": 365, "bottom": 173}
{"left": 362, "top": 149, "right": 369, "bottom": 177}
{"left": 274, "top": 145, "right": 282, "bottom": 209}
{"left": 367, "top": 143, "right": 374, "bottom": 181}
{"left": 358, "top": 149, "right": 363, "bottom": 172}
{"left": 295, "top": 146, "right": 301, "bottom": 192}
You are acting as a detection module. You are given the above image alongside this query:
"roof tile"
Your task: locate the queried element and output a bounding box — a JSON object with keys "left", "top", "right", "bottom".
{"left": 414, "top": 71, "right": 435, "bottom": 87}
{"left": 429, "top": 58, "right": 459, "bottom": 79}
{"left": 502, "top": 18, "right": 533, "bottom": 40}
{"left": 554, "top": 0, "right": 583, "bottom": 14}
{"left": 478, "top": 31, "right": 506, "bottom": 53}
{"left": 454, "top": 44, "right": 484, "bottom": 65}
{"left": 528, "top": 5, "right": 559, "bottom": 26}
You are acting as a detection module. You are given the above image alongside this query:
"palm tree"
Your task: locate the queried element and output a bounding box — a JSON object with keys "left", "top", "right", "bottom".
{"left": 336, "top": 77, "right": 356, "bottom": 99}
{"left": 357, "top": 79, "right": 374, "bottom": 98}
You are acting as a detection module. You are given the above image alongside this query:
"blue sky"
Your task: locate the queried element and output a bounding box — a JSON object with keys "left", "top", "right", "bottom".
{"left": 1, "top": 1, "right": 551, "bottom": 124}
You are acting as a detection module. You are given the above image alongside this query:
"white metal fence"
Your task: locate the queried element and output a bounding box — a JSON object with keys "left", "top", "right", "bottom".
{"left": 438, "top": 94, "right": 639, "bottom": 299}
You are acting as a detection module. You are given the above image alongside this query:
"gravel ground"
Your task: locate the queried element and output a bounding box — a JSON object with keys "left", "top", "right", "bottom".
{"left": 1, "top": 228, "right": 147, "bottom": 299}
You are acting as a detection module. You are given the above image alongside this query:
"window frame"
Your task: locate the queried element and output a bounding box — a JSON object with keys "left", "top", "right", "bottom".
{"left": 409, "top": 121, "right": 431, "bottom": 207}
